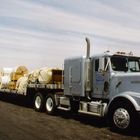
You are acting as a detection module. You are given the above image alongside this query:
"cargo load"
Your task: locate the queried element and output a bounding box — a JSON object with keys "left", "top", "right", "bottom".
{"left": 2, "top": 68, "right": 13, "bottom": 76}
{"left": 28, "top": 69, "right": 40, "bottom": 83}
{"left": 8, "top": 81, "right": 16, "bottom": 90}
{"left": 0, "top": 76, "right": 10, "bottom": 89}
{"left": 0, "top": 66, "right": 28, "bottom": 90}
{"left": 16, "top": 76, "right": 28, "bottom": 95}
{"left": 28, "top": 68, "right": 62, "bottom": 84}
{"left": 10, "top": 66, "right": 28, "bottom": 81}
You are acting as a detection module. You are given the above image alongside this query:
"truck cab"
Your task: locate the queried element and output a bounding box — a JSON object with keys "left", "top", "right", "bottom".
{"left": 63, "top": 41, "right": 140, "bottom": 131}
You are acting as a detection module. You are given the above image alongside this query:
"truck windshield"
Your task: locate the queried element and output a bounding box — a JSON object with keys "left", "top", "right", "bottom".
{"left": 111, "top": 55, "right": 140, "bottom": 72}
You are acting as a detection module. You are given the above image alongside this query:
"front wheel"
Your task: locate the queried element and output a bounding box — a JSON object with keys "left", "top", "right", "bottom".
{"left": 45, "top": 94, "right": 56, "bottom": 115}
{"left": 109, "top": 102, "right": 136, "bottom": 132}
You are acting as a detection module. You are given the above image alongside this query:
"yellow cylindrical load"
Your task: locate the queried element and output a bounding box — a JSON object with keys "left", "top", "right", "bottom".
{"left": 2, "top": 66, "right": 28, "bottom": 78}
{"left": 2, "top": 68, "right": 14, "bottom": 76}
{"left": 0, "top": 66, "right": 62, "bottom": 90}
{"left": 10, "top": 72, "right": 22, "bottom": 81}
{"left": 28, "top": 69, "right": 40, "bottom": 83}
{"left": 16, "top": 66, "right": 28, "bottom": 75}
{"left": 16, "top": 76, "right": 28, "bottom": 95}
{"left": 38, "top": 68, "right": 53, "bottom": 84}
{"left": 0, "top": 76, "right": 10, "bottom": 89}
{"left": 10, "top": 66, "right": 28, "bottom": 81}
{"left": 0, "top": 69, "right": 3, "bottom": 77}
{"left": 0, "top": 66, "right": 28, "bottom": 90}
{"left": 28, "top": 68, "right": 63, "bottom": 84}
{"left": 38, "top": 68, "right": 63, "bottom": 84}
{"left": 8, "top": 81, "right": 16, "bottom": 90}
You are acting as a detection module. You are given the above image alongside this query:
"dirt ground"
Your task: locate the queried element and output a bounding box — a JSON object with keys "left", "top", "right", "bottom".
{"left": 0, "top": 93, "right": 139, "bottom": 140}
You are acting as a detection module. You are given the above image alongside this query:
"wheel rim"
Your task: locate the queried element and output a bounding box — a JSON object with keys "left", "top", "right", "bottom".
{"left": 35, "top": 96, "right": 41, "bottom": 109}
{"left": 46, "top": 97, "right": 53, "bottom": 112}
{"left": 113, "top": 108, "right": 130, "bottom": 129}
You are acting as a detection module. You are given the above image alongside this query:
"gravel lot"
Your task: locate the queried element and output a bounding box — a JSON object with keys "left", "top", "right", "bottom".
{"left": 0, "top": 93, "right": 139, "bottom": 140}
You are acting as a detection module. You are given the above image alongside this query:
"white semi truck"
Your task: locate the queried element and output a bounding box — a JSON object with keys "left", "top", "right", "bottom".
{"left": 0, "top": 38, "right": 140, "bottom": 132}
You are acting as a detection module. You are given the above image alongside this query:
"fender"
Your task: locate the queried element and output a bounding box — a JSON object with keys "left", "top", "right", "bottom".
{"left": 106, "top": 91, "right": 140, "bottom": 115}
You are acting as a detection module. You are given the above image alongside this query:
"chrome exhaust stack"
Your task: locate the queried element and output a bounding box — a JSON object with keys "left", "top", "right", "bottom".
{"left": 86, "top": 37, "right": 90, "bottom": 59}
{"left": 85, "top": 37, "right": 92, "bottom": 99}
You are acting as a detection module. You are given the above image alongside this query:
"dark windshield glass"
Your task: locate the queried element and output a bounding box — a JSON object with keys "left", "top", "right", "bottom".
{"left": 128, "top": 58, "right": 140, "bottom": 72}
{"left": 111, "top": 56, "right": 128, "bottom": 71}
{"left": 111, "top": 55, "right": 140, "bottom": 72}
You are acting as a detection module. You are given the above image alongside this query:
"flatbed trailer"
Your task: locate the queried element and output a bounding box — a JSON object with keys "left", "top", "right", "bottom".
{"left": 0, "top": 83, "right": 63, "bottom": 95}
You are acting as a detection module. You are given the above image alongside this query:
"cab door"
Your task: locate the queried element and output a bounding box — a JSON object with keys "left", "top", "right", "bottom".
{"left": 92, "top": 57, "right": 110, "bottom": 98}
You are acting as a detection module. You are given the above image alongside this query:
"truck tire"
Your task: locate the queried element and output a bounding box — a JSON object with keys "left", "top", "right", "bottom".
{"left": 109, "top": 101, "right": 136, "bottom": 132}
{"left": 45, "top": 94, "right": 56, "bottom": 115}
{"left": 34, "top": 92, "right": 45, "bottom": 112}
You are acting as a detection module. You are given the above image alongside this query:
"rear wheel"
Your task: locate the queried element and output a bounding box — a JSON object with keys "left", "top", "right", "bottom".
{"left": 34, "top": 92, "right": 45, "bottom": 112}
{"left": 45, "top": 94, "right": 56, "bottom": 115}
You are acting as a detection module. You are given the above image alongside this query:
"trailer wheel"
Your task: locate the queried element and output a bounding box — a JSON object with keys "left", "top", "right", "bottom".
{"left": 34, "top": 92, "right": 45, "bottom": 112}
{"left": 109, "top": 101, "right": 136, "bottom": 132}
{"left": 45, "top": 94, "right": 56, "bottom": 115}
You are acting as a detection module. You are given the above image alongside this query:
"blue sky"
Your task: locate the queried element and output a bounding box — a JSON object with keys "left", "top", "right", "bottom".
{"left": 0, "top": 0, "right": 140, "bottom": 70}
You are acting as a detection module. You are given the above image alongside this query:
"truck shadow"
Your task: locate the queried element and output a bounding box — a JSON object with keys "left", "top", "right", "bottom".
{"left": 55, "top": 109, "right": 140, "bottom": 137}
{"left": 55, "top": 109, "right": 107, "bottom": 127}
{"left": 0, "top": 92, "right": 32, "bottom": 108}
